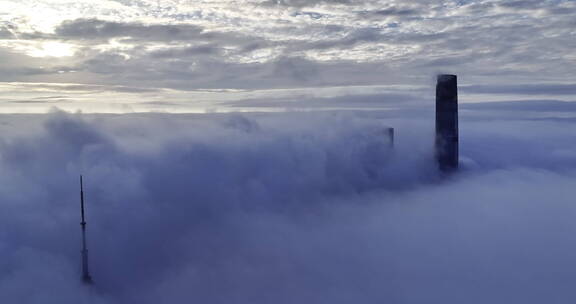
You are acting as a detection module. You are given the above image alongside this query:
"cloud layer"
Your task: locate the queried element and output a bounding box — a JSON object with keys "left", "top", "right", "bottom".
{"left": 1, "top": 104, "right": 576, "bottom": 303}
{"left": 0, "top": 0, "right": 574, "bottom": 95}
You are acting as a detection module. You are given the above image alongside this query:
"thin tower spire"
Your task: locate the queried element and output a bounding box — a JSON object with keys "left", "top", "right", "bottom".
{"left": 80, "top": 175, "right": 93, "bottom": 284}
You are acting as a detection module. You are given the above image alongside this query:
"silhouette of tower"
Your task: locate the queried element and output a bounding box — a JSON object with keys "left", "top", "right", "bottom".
{"left": 435, "top": 74, "right": 459, "bottom": 172}
{"left": 80, "top": 175, "right": 93, "bottom": 284}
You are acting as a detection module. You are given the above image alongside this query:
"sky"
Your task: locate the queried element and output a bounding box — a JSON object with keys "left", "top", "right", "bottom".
{"left": 2, "top": 1, "right": 576, "bottom": 303}
{"left": 0, "top": 0, "right": 574, "bottom": 112}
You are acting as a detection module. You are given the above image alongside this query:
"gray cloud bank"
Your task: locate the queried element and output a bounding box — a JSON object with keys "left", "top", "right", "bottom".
{"left": 1, "top": 104, "right": 576, "bottom": 303}
{"left": 1, "top": 0, "right": 574, "bottom": 90}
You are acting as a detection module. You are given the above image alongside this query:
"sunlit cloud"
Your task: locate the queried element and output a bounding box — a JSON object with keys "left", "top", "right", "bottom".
{"left": 24, "top": 41, "right": 76, "bottom": 57}
{"left": 0, "top": 0, "right": 573, "bottom": 111}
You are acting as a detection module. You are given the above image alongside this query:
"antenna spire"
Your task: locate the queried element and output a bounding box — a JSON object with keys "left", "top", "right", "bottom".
{"left": 80, "top": 175, "right": 93, "bottom": 284}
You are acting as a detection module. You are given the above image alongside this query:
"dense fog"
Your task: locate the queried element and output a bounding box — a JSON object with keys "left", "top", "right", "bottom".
{"left": 1, "top": 104, "right": 575, "bottom": 303}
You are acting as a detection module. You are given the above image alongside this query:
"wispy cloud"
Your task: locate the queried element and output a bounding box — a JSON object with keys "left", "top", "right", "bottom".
{"left": 0, "top": 0, "right": 573, "bottom": 100}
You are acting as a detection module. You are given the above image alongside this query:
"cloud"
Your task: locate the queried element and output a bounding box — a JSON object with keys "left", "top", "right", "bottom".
{"left": 149, "top": 44, "right": 223, "bottom": 58}
{"left": 55, "top": 18, "right": 206, "bottom": 41}
{"left": 461, "top": 99, "right": 576, "bottom": 113}
{"left": 0, "top": 1, "right": 574, "bottom": 91}
{"left": 497, "top": 0, "right": 543, "bottom": 9}
{"left": 1, "top": 104, "right": 576, "bottom": 303}
{"left": 366, "top": 7, "right": 422, "bottom": 17}
{"left": 53, "top": 18, "right": 265, "bottom": 48}
{"left": 461, "top": 83, "right": 576, "bottom": 95}
{"left": 0, "top": 14, "right": 575, "bottom": 304}
{"left": 262, "top": 0, "right": 353, "bottom": 7}
{"left": 225, "top": 91, "right": 424, "bottom": 110}
{"left": 0, "top": 24, "right": 16, "bottom": 39}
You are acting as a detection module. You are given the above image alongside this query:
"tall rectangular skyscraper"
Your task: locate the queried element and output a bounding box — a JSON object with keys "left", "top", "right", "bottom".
{"left": 435, "top": 74, "right": 459, "bottom": 172}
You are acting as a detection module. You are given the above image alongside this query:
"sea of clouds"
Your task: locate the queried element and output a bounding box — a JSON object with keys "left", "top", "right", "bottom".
{"left": 1, "top": 103, "right": 576, "bottom": 303}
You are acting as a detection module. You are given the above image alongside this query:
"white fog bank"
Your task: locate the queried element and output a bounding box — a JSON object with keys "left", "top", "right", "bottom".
{"left": 0, "top": 105, "right": 575, "bottom": 303}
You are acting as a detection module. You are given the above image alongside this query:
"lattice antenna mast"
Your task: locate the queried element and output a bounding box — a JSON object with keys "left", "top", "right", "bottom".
{"left": 80, "top": 175, "right": 93, "bottom": 284}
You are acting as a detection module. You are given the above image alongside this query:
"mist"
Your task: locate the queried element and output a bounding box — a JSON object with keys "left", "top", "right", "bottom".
{"left": 1, "top": 105, "right": 575, "bottom": 303}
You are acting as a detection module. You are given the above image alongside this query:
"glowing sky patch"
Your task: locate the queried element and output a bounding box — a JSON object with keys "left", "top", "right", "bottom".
{"left": 26, "top": 41, "right": 76, "bottom": 57}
